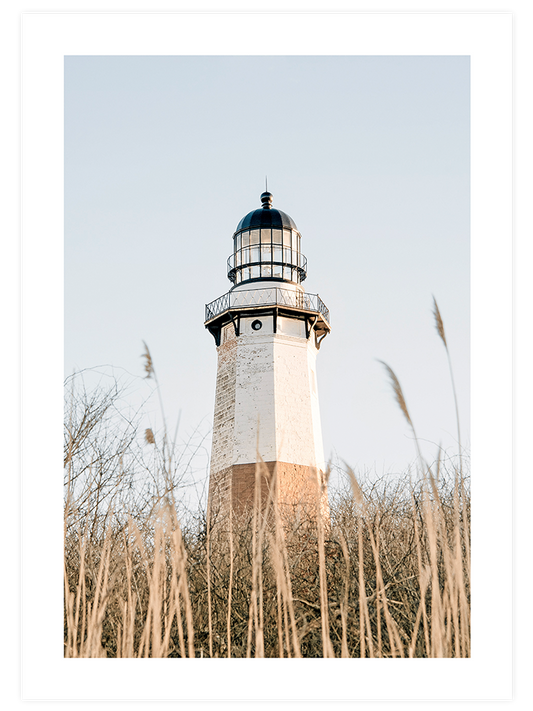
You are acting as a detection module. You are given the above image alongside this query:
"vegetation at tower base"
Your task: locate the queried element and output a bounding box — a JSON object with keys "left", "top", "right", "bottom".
{"left": 64, "top": 302, "right": 470, "bottom": 658}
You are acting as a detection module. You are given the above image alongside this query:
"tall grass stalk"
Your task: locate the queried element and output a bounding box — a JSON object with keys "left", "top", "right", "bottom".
{"left": 317, "top": 469, "right": 334, "bottom": 658}
{"left": 432, "top": 298, "right": 462, "bottom": 466}
{"left": 226, "top": 476, "right": 234, "bottom": 658}
{"left": 205, "top": 492, "right": 213, "bottom": 658}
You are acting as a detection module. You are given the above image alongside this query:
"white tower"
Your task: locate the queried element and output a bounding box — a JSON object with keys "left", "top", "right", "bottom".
{"left": 205, "top": 191, "right": 330, "bottom": 521}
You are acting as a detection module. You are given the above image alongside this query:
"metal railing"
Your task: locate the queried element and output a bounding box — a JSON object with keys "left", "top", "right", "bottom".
{"left": 205, "top": 287, "right": 330, "bottom": 325}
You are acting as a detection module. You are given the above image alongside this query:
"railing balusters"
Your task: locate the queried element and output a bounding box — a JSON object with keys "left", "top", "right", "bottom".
{"left": 206, "top": 286, "right": 330, "bottom": 326}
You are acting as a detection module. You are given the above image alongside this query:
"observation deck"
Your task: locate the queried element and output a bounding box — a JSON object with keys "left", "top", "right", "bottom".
{"left": 204, "top": 286, "right": 330, "bottom": 347}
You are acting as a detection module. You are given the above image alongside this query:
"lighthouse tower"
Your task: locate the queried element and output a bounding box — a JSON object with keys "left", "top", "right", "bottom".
{"left": 205, "top": 192, "right": 331, "bottom": 522}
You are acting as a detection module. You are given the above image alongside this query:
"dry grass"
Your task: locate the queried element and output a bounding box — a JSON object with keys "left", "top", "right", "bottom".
{"left": 64, "top": 450, "right": 470, "bottom": 658}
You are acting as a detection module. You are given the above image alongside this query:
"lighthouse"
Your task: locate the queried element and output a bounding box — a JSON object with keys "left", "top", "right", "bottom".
{"left": 205, "top": 191, "right": 330, "bottom": 523}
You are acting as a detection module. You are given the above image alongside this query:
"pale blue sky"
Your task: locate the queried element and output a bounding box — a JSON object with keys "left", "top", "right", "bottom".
{"left": 65, "top": 55, "right": 470, "bottom": 490}
{"left": 22, "top": 13, "right": 513, "bottom": 700}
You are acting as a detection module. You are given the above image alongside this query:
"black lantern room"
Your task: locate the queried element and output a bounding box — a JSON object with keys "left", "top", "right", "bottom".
{"left": 227, "top": 192, "right": 307, "bottom": 287}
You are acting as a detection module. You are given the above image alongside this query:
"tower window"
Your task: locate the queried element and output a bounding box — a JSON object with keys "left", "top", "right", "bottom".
{"left": 251, "top": 319, "right": 263, "bottom": 331}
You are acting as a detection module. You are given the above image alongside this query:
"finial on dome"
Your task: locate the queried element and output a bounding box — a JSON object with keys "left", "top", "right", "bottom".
{"left": 260, "top": 191, "right": 273, "bottom": 209}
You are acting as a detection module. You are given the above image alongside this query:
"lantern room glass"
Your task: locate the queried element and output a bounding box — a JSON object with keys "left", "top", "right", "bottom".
{"left": 229, "top": 227, "right": 307, "bottom": 286}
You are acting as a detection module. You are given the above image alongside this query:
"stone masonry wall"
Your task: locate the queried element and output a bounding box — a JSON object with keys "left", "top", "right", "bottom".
{"left": 208, "top": 310, "right": 328, "bottom": 522}
{"left": 210, "top": 461, "right": 329, "bottom": 524}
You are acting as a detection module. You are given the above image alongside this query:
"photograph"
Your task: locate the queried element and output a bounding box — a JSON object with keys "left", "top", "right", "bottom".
{"left": 16, "top": 6, "right": 518, "bottom": 703}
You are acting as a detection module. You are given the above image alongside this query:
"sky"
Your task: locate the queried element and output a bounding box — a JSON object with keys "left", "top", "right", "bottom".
{"left": 64, "top": 55, "right": 470, "bottom": 496}
{"left": 22, "top": 13, "right": 512, "bottom": 704}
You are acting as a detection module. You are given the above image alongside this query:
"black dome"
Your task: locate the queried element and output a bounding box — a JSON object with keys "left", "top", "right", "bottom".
{"left": 235, "top": 192, "right": 299, "bottom": 233}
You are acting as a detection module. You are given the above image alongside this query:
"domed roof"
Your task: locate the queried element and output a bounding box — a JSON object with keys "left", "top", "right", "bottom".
{"left": 235, "top": 192, "right": 299, "bottom": 233}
